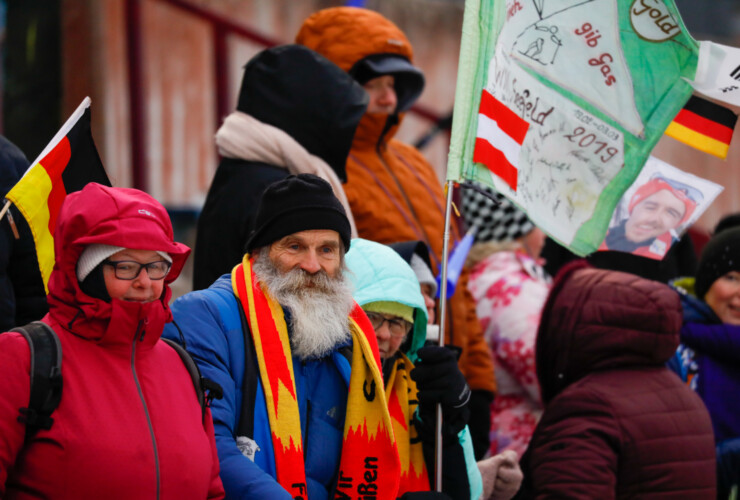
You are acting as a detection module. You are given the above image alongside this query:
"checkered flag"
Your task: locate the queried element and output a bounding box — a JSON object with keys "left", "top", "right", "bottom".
{"left": 460, "top": 183, "right": 533, "bottom": 244}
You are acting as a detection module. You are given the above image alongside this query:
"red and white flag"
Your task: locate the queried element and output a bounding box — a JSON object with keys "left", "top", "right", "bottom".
{"left": 473, "top": 90, "right": 529, "bottom": 191}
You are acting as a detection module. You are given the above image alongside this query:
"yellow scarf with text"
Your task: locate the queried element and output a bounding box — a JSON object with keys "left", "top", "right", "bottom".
{"left": 385, "top": 353, "right": 431, "bottom": 495}
{"left": 232, "top": 255, "right": 400, "bottom": 499}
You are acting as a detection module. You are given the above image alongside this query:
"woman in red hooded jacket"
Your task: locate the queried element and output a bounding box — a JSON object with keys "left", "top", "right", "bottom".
{"left": 0, "top": 183, "right": 224, "bottom": 499}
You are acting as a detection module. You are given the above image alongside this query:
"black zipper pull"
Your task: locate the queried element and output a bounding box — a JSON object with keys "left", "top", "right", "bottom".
{"left": 136, "top": 318, "right": 148, "bottom": 342}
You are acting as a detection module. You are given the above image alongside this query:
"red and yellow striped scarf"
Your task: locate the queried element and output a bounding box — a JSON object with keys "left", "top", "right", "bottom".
{"left": 232, "top": 256, "right": 400, "bottom": 498}
{"left": 385, "top": 353, "right": 431, "bottom": 495}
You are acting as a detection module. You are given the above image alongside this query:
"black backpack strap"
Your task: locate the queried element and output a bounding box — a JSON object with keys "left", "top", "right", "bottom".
{"left": 9, "top": 321, "right": 63, "bottom": 441}
{"left": 236, "top": 297, "right": 258, "bottom": 439}
{"left": 161, "top": 338, "right": 223, "bottom": 423}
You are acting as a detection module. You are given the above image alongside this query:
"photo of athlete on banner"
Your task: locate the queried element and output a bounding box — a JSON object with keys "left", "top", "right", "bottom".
{"left": 599, "top": 156, "right": 723, "bottom": 260}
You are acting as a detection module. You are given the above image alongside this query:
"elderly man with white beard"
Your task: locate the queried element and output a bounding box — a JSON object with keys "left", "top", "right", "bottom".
{"left": 163, "top": 174, "right": 401, "bottom": 500}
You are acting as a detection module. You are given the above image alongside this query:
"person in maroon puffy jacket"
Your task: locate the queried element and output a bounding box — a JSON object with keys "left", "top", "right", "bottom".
{"left": 518, "top": 261, "right": 716, "bottom": 499}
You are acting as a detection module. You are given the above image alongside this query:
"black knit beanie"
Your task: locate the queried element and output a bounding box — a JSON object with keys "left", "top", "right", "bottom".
{"left": 695, "top": 227, "right": 740, "bottom": 300}
{"left": 714, "top": 213, "right": 740, "bottom": 235}
{"left": 245, "top": 174, "right": 351, "bottom": 253}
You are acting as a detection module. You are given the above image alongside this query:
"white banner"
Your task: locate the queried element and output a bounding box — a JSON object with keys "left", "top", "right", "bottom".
{"left": 690, "top": 41, "right": 740, "bottom": 107}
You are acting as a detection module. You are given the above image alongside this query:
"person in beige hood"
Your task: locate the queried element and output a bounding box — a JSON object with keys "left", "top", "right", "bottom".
{"left": 192, "top": 44, "right": 368, "bottom": 291}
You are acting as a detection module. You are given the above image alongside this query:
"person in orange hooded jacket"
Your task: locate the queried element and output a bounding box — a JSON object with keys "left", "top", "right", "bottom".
{"left": 296, "top": 6, "right": 496, "bottom": 458}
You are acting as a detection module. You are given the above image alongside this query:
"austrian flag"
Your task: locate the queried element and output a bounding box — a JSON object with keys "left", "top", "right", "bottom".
{"left": 473, "top": 90, "right": 530, "bottom": 191}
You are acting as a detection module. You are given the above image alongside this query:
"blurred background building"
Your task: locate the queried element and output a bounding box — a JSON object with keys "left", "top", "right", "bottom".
{"left": 1, "top": 0, "right": 739, "bottom": 292}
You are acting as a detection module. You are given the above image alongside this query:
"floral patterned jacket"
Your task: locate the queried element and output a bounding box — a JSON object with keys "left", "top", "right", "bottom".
{"left": 467, "top": 250, "right": 550, "bottom": 457}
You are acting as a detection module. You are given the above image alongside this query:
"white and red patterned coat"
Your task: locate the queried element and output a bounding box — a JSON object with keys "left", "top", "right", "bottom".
{"left": 467, "top": 250, "right": 550, "bottom": 457}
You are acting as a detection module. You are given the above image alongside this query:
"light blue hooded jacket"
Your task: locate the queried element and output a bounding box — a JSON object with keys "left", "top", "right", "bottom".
{"left": 346, "top": 238, "right": 482, "bottom": 500}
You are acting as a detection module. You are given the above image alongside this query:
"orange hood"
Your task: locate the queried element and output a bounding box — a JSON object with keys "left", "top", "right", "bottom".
{"left": 297, "top": 7, "right": 421, "bottom": 149}
{"left": 296, "top": 7, "right": 415, "bottom": 74}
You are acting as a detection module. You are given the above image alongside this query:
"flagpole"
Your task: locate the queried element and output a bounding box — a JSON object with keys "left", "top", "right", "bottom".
{"left": 435, "top": 178, "right": 455, "bottom": 492}
{"left": 0, "top": 200, "right": 10, "bottom": 222}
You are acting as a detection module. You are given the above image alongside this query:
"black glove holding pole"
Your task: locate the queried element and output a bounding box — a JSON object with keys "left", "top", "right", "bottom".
{"left": 411, "top": 345, "right": 471, "bottom": 441}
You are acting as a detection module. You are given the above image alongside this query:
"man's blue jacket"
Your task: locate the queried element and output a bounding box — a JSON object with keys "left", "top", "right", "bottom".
{"left": 163, "top": 275, "right": 352, "bottom": 500}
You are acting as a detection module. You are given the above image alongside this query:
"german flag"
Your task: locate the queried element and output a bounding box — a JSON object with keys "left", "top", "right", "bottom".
{"left": 4, "top": 97, "right": 110, "bottom": 291}
{"left": 665, "top": 95, "right": 737, "bottom": 159}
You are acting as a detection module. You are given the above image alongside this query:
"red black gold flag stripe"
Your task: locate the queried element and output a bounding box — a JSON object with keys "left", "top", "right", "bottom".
{"left": 665, "top": 95, "right": 737, "bottom": 159}
{"left": 5, "top": 98, "right": 110, "bottom": 291}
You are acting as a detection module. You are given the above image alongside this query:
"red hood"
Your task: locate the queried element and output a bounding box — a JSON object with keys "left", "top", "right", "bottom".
{"left": 46, "top": 183, "right": 190, "bottom": 347}
{"left": 535, "top": 263, "right": 682, "bottom": 404}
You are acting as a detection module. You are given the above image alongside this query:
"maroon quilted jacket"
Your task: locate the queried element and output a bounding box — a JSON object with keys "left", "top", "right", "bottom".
{"left": 526, "top": 264, "right": 716, "bottom": 499}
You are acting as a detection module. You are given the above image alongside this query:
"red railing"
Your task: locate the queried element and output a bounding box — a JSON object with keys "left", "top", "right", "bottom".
{"left": 125, "top": 0, "right": 447, "bottom": 191}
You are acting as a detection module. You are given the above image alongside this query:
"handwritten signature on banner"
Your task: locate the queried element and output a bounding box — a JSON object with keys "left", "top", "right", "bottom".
{"left": 450, "top": 0, "right": 700, "bottom": 254}
{"left": 488, "top": 48, "right": 624, "bottom": 237}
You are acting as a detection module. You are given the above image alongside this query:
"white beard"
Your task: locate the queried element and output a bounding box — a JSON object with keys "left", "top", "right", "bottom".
{"left": 253, "top": 251, "right": 355, "bottom": 360}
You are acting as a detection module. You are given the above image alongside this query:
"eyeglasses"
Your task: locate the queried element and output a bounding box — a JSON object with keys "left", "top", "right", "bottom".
{"left": 103, "top": 260, "right": 171, "bottom": 280}
{"left": 365, "top": 311, "right": 413, "bottom": 339}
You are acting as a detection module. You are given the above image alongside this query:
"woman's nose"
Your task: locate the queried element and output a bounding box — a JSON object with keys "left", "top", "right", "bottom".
{"left": 375, "top": 321, "right": 391, "bottom": 340}
{"left": 133, "top": 268, "right": 153, "bottom": 287}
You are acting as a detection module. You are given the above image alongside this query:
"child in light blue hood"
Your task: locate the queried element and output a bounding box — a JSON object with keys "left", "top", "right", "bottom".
{"left": 346, "top": 238, "right": 482, "bottom": 500}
